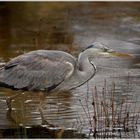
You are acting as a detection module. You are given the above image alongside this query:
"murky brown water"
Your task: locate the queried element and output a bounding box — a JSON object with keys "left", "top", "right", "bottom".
{"left": 0, "top": 2, "right": 140, "bottom": 138}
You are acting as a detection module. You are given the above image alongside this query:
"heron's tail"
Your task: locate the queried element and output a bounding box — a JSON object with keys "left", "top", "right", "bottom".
{"left": 0, "top": 62, "right": 5, "bottom": 67}
{"left": 0, "top": 62, "right": 5, "bottom": 76}
{"left": 0, "top": 67, "right": 4, "bottom": 82}
{"left": 0, "top": 67, "right": 9, "bottom": 88}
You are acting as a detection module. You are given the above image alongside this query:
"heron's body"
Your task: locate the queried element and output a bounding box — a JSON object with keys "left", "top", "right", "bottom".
{"left": 0, "top": 49, "right": 96, "bottom": 92}
{"left": 0, "top": 42, "right": 130, "bottom": 93}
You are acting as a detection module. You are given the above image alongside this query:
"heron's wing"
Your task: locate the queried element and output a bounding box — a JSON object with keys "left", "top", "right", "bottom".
{"left": 0, "top": 53, "right": 75, "bottom": 91}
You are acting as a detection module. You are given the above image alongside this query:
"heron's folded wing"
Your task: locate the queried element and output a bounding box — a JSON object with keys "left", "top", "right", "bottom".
{"left": 1, "top": 54, "right": 75, "bottom": 91}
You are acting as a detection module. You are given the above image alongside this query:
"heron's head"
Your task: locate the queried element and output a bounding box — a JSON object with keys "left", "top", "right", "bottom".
{"left": 85, "top": 42, "right": 132, "bottom": 58}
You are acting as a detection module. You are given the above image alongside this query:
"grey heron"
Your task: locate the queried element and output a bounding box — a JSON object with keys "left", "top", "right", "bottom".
{"left": 0, "top": 42, "right": 131, "bottom": 113}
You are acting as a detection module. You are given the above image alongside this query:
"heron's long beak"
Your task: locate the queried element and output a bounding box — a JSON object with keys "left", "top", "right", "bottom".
{"left": 111, "top": 51, "right": 132, "bottom": 58}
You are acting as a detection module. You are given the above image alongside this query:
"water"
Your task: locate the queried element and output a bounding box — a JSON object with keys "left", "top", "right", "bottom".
{"left": 0, "top": 2, "right": 140, "bottom": 138}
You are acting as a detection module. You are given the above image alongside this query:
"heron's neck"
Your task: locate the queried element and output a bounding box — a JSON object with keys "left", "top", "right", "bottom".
{"left": 76, "top": 51, "right": 96, "bottom": 82}
{"left": 56, "top": 50, "right": 96, "bottom": 90}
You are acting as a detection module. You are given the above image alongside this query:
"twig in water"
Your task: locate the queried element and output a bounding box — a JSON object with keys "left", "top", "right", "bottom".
{"left": 79, "top": 99, "right": 92, "bottom": 129}
{"left": 92, "top": 86, "right": 97, "bottom": 137}
{"left": 111, "top": 82, "right": 115, "bottom": 128}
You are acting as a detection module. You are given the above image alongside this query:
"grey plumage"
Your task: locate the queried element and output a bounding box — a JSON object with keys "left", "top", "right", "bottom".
{"left": 0, "top": 42, "right": 122, "bottom": 92}
{"left": 0, "top": 50, "right": 76, "bottom": 91}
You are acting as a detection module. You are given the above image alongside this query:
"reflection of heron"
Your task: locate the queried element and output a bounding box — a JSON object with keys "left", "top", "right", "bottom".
{"left": 0, "top": 42, "right": 131, "bottom": 120}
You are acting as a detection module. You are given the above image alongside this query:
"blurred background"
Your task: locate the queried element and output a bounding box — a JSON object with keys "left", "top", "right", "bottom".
{"left": 0, "top": 2, "right": 140, "bottom": 59}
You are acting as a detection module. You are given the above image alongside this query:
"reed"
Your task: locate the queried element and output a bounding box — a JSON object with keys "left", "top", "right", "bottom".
{"left": 90, "top": 79, "right": 140, "bottom": 138}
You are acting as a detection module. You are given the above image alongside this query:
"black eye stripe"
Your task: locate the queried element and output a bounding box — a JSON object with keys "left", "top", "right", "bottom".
{"left": 82, "top": 44, "right": 95, "bottom": 52}
{"left": 86, "top": 45, "right": 94, "bottom": 49}
{"left": 83, "top": 43, "right": 110, "bottom": 52}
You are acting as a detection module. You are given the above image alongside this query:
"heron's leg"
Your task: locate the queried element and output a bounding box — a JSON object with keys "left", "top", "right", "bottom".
{"left": 37, "top": 92, "right": 56, "bottom": 126}
{"left": 6, "top": 92, "right": 23, "bottom": 124}
{"left": 38, "top": 92, "right": 47, "bottom": 124}
{"left": 38, "top": 105, "right": 57, "bottom": 127}
{"left": 6, "top": 107, "right": 17, "bottom": 124}
{"left": 38, "top": 106, "right": 50, "bottom": 125}
{"left": 6, "top": 92, "right": 21, "bottom": 111}
{"left": 6, "top": 97, "right": 12, "bottom": 111}
{"left": 38, "top": 92, "right": 46, "bottom": 108}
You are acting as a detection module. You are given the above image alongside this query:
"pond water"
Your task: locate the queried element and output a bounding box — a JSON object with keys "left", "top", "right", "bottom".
{"left": 0, "top": 2, "right": 140, "bottom": 138}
